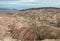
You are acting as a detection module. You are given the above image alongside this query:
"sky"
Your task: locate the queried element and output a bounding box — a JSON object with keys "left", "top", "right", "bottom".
{"left": 0, "top": 0, "right": 60, "bottom": 10}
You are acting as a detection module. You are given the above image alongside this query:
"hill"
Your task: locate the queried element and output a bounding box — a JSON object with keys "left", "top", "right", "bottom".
{"left": 20, "top": 7, "right": 60, "bottom": 11}
{"left": 0, "top": 7, "right": 60, "bottom": 41}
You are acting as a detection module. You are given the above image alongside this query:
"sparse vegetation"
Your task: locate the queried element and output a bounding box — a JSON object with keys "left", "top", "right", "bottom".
{"left": 0, "top": 7, "right": 60, "bottom": 41}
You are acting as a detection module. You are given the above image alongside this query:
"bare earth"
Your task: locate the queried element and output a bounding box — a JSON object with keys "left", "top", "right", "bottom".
{"left": 0, "top": 7, "right": 60, "bottom": 41}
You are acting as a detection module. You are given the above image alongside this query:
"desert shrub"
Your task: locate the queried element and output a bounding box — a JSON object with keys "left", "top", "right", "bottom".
{"left": 7, "top": 12, "right": 13, "bottom": 15}
{"left": 22, "top": 14, "right": 46, "bottom": 40}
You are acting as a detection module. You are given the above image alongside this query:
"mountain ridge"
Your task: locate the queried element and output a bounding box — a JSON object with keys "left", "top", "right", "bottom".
{"left": 20, "top": 7, "right": 60, "bottom": 11}
{"left": 0, "top": 7, "right": 60, "bottom": 11}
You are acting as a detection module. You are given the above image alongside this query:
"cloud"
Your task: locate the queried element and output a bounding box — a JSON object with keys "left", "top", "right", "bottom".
{"left": 19, "top": 0, "right": 35, "bottom": 2}
{"left": 0, "top": 0, "right": 17, "bottom": 1}
{"left": 0, "top": 0, "right": 60, "bottom": 9}
{"left": 0, "top": 0, "right": 40, "bottom": 5}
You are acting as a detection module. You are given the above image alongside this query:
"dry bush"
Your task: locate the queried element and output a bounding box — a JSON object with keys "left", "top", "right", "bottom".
{"left": 10, "top": 27, "right": 38, "bottom": 40}
{"left": 17, "top": 9, "right": 60, "bottom": 40}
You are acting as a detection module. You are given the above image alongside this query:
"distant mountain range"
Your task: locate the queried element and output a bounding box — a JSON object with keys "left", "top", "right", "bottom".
{"left": 21, "top": 7, "right": 60, "bottom": 11}
{"left": 0, "top": 7, "right": 60, "bottom": 10}
{"left": 0, "top": 8, "right": 9, "bottom": 10}
{"left": 0, "top": 8, "right": 17, "bottom": 10}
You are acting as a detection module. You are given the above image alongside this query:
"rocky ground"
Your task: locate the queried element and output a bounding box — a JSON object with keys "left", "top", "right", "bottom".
{"left": 0, "top": 7, "right": 60, "bottom": 41}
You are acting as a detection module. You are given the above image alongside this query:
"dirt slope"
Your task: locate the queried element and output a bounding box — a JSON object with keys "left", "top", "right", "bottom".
{"left": 0, "top": 7, "right": 60, "bottom": 41}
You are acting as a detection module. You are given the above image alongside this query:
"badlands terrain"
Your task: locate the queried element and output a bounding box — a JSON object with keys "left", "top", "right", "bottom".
{"left": 0, "top": 7, "right": 60, "bottom": 41}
